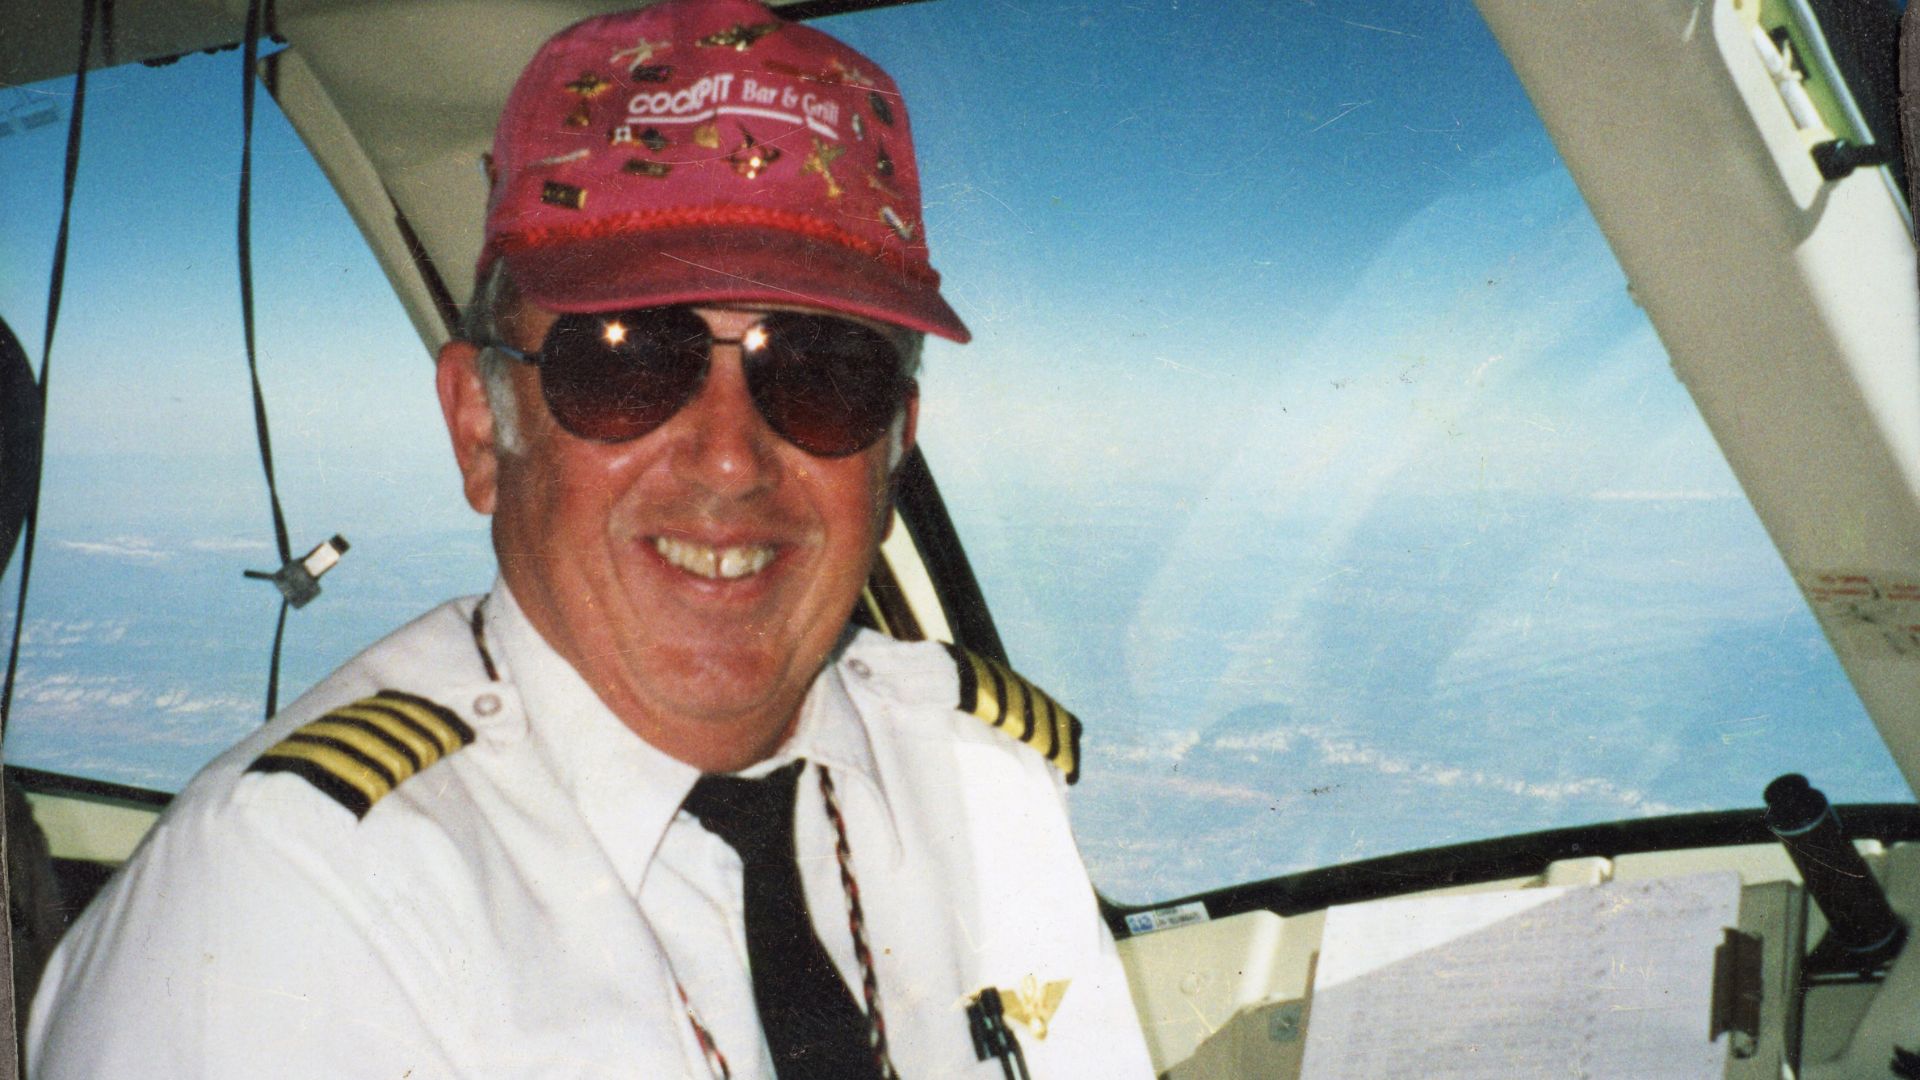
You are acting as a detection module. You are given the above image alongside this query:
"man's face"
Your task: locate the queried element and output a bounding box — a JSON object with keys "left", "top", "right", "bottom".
{"left": 438, "top": 299, "right": 916, "bottom": 770}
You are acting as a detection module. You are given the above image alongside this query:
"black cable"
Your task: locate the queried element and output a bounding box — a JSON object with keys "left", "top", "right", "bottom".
{"left": 1, "top": 0, "right": 99, "bottom": 741}
{"left": 238, "top": 0, "right": 288, "bottom": 571}
{"left": 1006, "top": 1034, "right": 1031, "bottom": 1080}
{"left": 264, "top": 599, "right": 288, "bottom": 721}
{"left": 236, "top": 0, "right": 294, "bottom": 720}
{"left": 97, "top": 0, "right": 118, "bottom": 67}
{"left": 966, "top": 989, "right": 1031, "bottom": 1080}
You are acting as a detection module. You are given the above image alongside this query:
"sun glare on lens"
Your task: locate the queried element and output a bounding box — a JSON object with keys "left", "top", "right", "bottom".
{"left": 743, "top": 325, "right": 769, "bottom": 353}
{"left": 602, "top": 321, "right": 629, "bottom": 347}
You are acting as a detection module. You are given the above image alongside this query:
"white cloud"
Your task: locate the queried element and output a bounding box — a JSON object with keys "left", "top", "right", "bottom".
{"left": 1105, "top": 722, "right": 1677, "bottom": 818}
{"left": 20, "top": 619, "right": 131, "bottom": 646}
{"left": 16, "top": 674, "right": 258, "bottom": 745}
{"left": 189, "top": 537, "right": 275, "bottom": 553}
{"left": 1290, "top": 725, "right": 1676, "bottom": 815}
{"left": 159, "top": 692, "right": 257, "bottom": 717}
{"left": 55, "top": 536, "right": 169, "bottom": 563}
{"left": 1208, "top": 730, "right": 1296, "bottom": 754}
{"left": 1106, "top": 730, "right": 1204, "bottom": 766}
{"left": 1101, "top": 771, "right": 1272, "bottom": 805}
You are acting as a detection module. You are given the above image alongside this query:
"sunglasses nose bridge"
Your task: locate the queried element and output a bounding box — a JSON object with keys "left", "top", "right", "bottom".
{"left": 665, "top": 344, "right": 782, "bottom": 493}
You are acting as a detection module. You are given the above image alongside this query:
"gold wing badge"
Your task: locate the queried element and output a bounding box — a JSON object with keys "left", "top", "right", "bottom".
{"left": 965, "top": 976, "right": 1071, "bottom": 1077}
{"left": 966, "top": 975, "right": 1070, "bottom": 1041}
{"left": 1000, "top": 975, "right": 1070, "bottom": 1040}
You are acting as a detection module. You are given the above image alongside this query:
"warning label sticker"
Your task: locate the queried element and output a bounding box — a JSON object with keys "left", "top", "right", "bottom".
{"left": 1124, "top": 900, "right": 1210, "bottom": 937}
{"left": 1798, "top": 570, "right": 1920, "bottom": 660}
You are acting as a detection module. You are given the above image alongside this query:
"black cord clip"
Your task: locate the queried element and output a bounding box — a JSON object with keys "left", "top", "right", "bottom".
{"left": 1811, "top": 138, "right": 1898, "bottom": 181}
{"left": 244, "top": 534, "right": 349, "bottom": 609}
{"left": 967, "top": 987, "right": 1031, "bottom": 1080}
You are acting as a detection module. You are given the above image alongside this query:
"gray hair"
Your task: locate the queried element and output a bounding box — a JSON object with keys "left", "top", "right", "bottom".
{"left": 458, "top": 261, "right": 925, "bottom": 466}
{"left": 460, "top": 262, "right": 527, "bottom": 456}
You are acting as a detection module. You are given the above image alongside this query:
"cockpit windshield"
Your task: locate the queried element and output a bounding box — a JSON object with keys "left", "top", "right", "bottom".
{"left": 815, "top": 1, "right": 1910, "bottom": 900}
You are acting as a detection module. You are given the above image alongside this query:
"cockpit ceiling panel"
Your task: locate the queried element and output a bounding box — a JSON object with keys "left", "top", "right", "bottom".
{"left": 0, "top": 0, "right": 921, "bottom": 88}
{"left": 0, "top": 0, "right": 243, "bottom": 87}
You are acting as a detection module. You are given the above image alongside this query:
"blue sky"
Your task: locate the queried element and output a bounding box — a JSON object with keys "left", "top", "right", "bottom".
{"left": 2, "top": 0, "right": 1907, "bottom": 901}
{"left": 1, "top": 51, "right": 473, "bottom": 536}
{"left": 1, "top": 45, "right": 494, "bottom": 782}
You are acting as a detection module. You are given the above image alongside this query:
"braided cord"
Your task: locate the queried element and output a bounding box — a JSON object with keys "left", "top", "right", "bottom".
{"left": 675, "top": 982, "right": 733, "bottom": 1080}
{"left": 818, "top": 765, "right": 900, "bottom": 1080}
{"left": 671, "top": 762, "right": 897, "bottom": 1079}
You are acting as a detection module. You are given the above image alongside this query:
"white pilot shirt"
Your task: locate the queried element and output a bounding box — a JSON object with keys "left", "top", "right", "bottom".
{"left": 28, "top": 584, "right": 1153, "bottom": 1079}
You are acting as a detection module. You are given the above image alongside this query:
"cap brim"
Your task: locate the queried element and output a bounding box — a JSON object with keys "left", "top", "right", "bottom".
{"left": 501, "top": 228, "right": 970, "bottom": 343}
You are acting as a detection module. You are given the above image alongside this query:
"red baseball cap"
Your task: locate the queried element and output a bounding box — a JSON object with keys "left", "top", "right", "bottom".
{"left": 479, "top": 0, "right": 969, "bottom": 342}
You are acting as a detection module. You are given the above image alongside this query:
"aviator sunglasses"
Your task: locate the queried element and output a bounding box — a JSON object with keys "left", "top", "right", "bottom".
{"left": 483, "top": 306, "right": 913, "bottom": 457}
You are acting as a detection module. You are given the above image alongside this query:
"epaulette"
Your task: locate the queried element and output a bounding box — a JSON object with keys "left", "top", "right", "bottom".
{"left": 247, "top": 689, "right": 476, "bottom": 818}
{"left": 942, "top": 643, "right": 1082, "bottom": 784}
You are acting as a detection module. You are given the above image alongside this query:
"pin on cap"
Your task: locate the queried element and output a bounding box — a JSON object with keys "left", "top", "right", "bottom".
{"left": 479, "top": 0, "right": 969, "bottom": 342}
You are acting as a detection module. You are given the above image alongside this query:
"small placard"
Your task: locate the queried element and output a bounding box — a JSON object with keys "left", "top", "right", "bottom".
{"left": 1125, "top": 900, "right": 1209, "bottom": 936}
{"left": 1797, "top": 570, "right": 1920, "bottom": 659}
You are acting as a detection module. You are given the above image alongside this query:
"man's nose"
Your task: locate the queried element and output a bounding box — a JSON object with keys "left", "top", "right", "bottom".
{"left": 666, "top": 347, "right": 779, "bottom": 494}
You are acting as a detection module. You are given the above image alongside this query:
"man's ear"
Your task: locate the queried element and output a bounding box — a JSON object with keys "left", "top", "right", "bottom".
{"left": 437, "top": 340, "right": 500, "bottom": 515}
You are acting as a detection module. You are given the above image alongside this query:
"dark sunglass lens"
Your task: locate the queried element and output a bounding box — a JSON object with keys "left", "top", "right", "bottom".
{"left": 746, "top": 314, "right": 906, "bottom": 457}
{"left": 539, "top": 308, "right": 710, "bottom": 442}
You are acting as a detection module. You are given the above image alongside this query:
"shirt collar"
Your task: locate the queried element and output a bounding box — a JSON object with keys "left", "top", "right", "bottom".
{"left": 752, "top": 652, "right": 902, "bottom": 860}
{"left": 483, "top": 581, "right": 902, "bottom": 889}
{"left": 486, "top": 580, "right": 696, "bottom": 895}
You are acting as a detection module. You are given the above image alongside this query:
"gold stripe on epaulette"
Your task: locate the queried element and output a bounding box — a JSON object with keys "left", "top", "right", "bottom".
{"left": 298, "top": 719, "right": 418, "bottom": 780}
{"left": 329, "top": 703, "right": 441, "bottom": 763}
{"left": 247, "top": 689, "right": 476, "bottom": 818}
{"left": 943, "top": 643, "right": 1082, "bottom": 784}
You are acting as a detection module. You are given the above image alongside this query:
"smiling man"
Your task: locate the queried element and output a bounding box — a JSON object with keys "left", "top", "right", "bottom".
{"left": 27, "top": 2, "right": 1152, "bottom": 1077}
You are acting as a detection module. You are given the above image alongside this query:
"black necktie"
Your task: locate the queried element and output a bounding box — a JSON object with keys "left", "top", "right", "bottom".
{"left": 682, "top": 759, "right": 883, "bottom": 1080}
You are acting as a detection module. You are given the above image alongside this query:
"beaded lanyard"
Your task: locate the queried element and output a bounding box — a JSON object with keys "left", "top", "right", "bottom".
{"left": 468, "top": 601, "right": 900, "bottom": 1080}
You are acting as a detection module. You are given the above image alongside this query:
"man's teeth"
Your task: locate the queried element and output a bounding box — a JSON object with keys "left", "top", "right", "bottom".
{"left": 653, "top": 537, "right": 776, "bottom": 580}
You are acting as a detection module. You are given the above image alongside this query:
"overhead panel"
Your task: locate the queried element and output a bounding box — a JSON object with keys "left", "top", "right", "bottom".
{"left": 0, "top": 0, "right": 247, "bottom": 86}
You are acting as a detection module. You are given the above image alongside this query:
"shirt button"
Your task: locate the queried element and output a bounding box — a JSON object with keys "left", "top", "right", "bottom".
{"left": 474, "top": 693, "right": 503, "bottom": 716}
{"left": 847, "top": 659, "right": 872, "bottom": 679}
